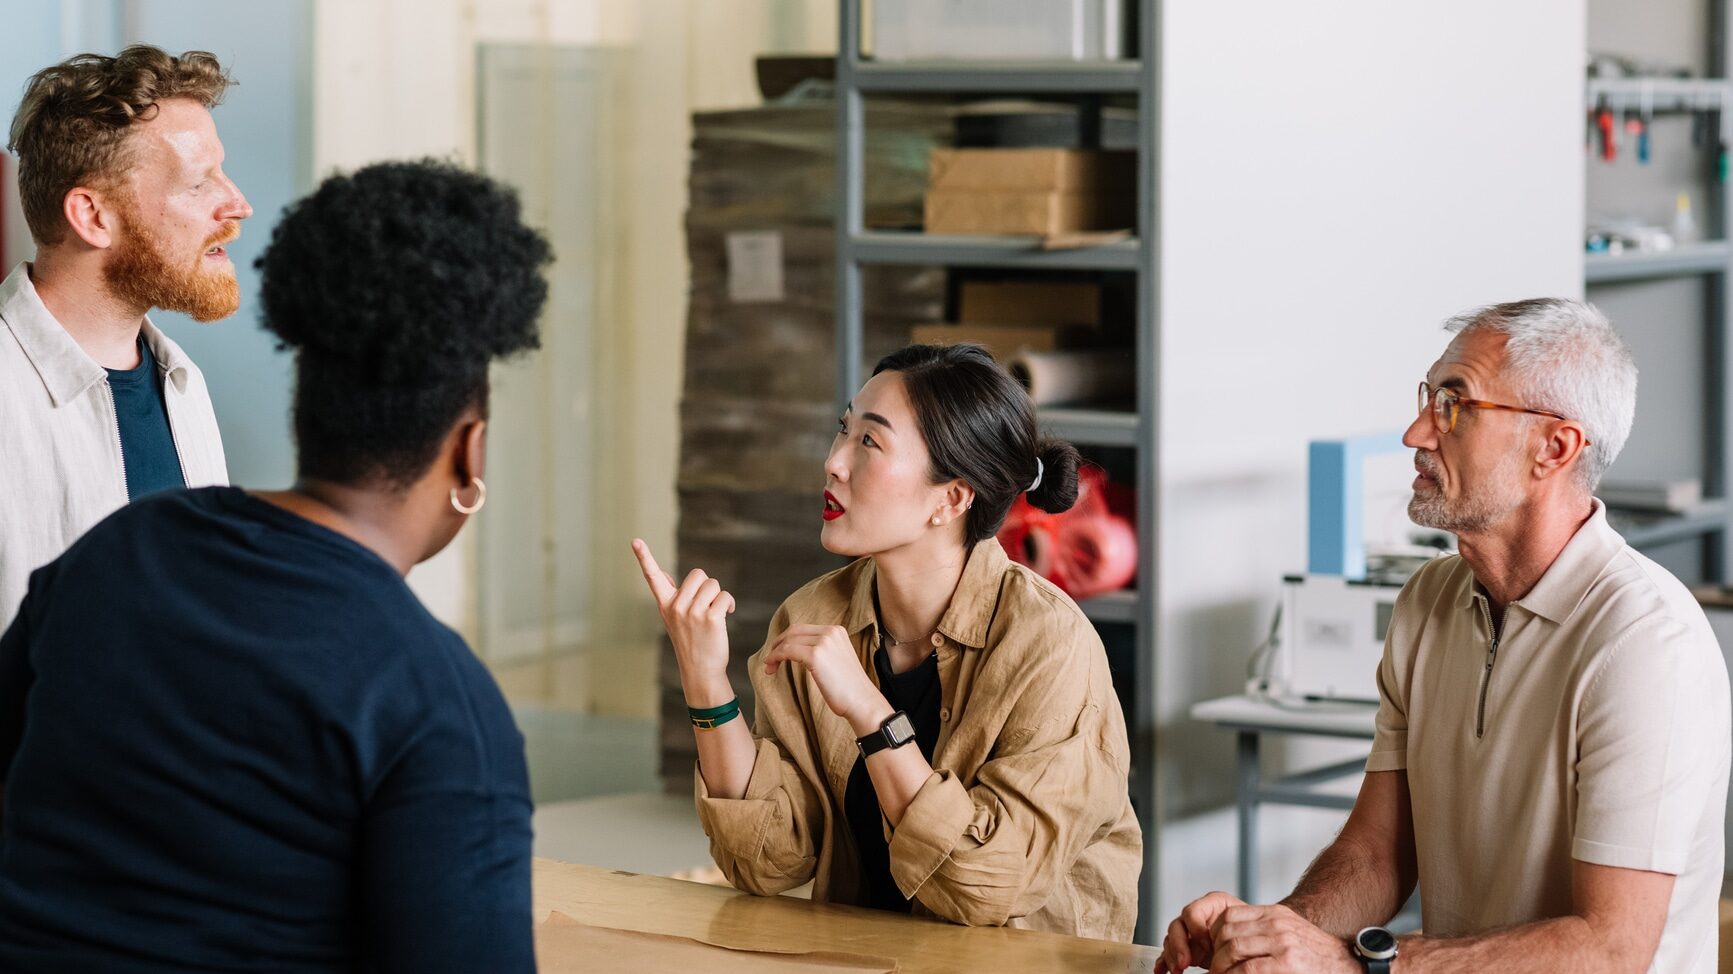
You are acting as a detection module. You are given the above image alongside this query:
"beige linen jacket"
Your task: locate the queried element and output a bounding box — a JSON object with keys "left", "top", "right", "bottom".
{"left": 0, "top": 262, "right": 228, "bottom": 630}
{"left": 695, "top": 539, "right": 1142, "bottom": 941}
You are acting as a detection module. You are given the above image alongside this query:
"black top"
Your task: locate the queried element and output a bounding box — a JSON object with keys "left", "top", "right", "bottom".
{"left": 0, "top": 487, "right": 533, "bottom": 973}
{"left": 105, "top": 338, "right": 184, "bottom": 500}
{"left": 844, "top": 642, "right": 943, "bottom": 913}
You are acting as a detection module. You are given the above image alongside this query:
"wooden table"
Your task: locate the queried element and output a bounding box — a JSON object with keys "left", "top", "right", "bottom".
{"left": 533, "top": 858, "right": 1161, "bottom": 973}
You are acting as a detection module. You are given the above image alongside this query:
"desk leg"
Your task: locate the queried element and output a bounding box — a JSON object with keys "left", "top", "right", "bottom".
{"left": 1237, "top": 730, "right": 1259, "bottom": 902}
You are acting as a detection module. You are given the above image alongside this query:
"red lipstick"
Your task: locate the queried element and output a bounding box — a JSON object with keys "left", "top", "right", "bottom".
{"left": 822, "top": 490, "right": 845, "bottom": 521}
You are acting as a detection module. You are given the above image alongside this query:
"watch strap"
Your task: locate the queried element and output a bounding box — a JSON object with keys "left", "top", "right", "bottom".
{"left": 856, "top": 711, "right": 912, "bottom": 758}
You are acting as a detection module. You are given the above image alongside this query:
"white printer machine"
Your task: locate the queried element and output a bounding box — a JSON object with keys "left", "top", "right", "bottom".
{"left": 1270, "top": 435, "right": 1445, "bottom": 705}
{"left": 1275, "top": 573, "right": 1404, "bottom": 705}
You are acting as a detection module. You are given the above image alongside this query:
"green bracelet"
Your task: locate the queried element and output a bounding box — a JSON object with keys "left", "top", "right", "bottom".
{"left": 688, "top": 698, "right": 740, "bottom": 730}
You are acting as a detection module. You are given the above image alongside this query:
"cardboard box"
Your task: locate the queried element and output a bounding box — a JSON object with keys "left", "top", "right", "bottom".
{"left": 911, "top": 323, "right": 1088, "bottom": 360}
{"left": 960, "top": 280, "right": 1101, "bottom": 326}
{"left": 924, "top": 189, "right": 1131, "bottom": 236}
{"left": 928, "top": 148, "right": 1136, "bottom": 195}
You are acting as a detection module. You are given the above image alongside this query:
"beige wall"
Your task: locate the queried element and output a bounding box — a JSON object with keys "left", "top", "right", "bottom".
{"left": 311, "top": 0, "right": 834, "bottom": 717}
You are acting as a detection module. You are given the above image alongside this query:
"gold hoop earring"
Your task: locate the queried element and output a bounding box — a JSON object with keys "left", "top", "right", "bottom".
{"left": 451, "top": 477, "right": 487, "bottom": 515}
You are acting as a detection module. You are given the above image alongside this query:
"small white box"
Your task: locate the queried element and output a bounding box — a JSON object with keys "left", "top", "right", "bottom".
{"left": 1277, "top": 574, "right": 1404, "bottom": 705}
{"left": 873, "top": 0, "right": 1124, "bottom": 62}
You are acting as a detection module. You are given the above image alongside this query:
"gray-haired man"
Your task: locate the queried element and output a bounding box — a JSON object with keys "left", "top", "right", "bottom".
{"left": 1158, "top": 299, "right": 1730, "bottom": 973}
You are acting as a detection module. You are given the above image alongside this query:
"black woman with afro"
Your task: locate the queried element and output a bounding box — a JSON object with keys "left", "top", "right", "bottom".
{"left": 0, "top": 160, "right": 551, "bottom": 973}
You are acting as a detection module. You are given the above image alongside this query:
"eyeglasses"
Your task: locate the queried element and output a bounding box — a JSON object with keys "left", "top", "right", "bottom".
{"left": 1417, "top": 381, "right": 1581, "bottom": 438}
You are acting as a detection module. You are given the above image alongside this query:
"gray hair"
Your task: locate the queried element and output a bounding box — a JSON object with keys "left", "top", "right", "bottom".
{"left": 1444, "top": 298, "right": 1637, "bottom": 492}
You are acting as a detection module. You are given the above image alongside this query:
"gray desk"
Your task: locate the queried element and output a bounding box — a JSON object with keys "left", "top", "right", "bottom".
{"left": 1189, "top": 694, "right": 1378, "bottom": 901}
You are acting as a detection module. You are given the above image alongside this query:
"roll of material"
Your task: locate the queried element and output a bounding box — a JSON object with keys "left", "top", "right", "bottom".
{"left": 1008, "top": 349, "right": 1135, "bottom": 406}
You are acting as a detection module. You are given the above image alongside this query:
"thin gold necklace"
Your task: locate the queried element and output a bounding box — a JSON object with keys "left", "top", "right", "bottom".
{"left": 881, "top": 624, "right": 937, "bottom": 648}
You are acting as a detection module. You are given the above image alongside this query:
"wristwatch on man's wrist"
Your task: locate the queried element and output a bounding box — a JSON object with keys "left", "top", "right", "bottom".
{"left": 1352, "top": 926, "right": 1398, "bottom": 973}
{"left": 856, "top": 710, "right": 916, "bottom": 758}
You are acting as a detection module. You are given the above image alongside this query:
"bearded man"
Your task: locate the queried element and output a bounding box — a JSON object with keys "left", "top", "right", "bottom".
{"left": 1158, "top": 299, "right": 1731, "bottom": 974}
{"left": 0, "top": 45, "right": 250, "bottom": 629}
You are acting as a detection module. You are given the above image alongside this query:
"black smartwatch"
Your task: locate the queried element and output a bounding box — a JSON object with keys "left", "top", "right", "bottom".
{"left": 857, "top": 711, "right": 916, "bottom": 758}
{"left": 1352, "top": 926, "right": 1398, "bottom": 973}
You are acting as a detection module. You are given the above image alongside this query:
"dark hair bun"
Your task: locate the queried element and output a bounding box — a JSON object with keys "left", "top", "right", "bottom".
{"left": 1026, "top": 437, "right": 1081, "bottom": 514}
{"left": 256, "top": 158, "right": 551, "bottom": 385}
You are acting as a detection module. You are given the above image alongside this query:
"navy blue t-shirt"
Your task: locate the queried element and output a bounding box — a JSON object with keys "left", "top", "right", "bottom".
{"left": 0, "top": 487, "right": 534, "bottom": 973}
{"left": 106, "top": 338, "right": 185, "bottom": 500}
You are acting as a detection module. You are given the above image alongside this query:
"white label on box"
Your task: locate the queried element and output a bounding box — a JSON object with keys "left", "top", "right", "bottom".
{"left": 726, "top": 230, "right": 784, "bottom": 303}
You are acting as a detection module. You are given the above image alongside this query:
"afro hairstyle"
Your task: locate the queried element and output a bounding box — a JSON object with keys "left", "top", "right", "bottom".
{"left": 256, "top": 158, "right": 552, "bottom": 489}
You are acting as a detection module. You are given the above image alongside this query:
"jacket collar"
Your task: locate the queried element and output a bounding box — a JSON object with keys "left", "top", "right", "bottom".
{"left": 1452, "top": 498, "right": 1626, "bottom": 624}
{"left": 0, "top": 262, "right": 192, "bottom": 407}
{"left": 842, "top": 538, "right": 1013, "bottom": 650}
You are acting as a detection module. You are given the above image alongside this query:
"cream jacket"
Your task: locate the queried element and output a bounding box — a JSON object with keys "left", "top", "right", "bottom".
{"left": 0, "top": 263, "right": 228, "bottom": 630}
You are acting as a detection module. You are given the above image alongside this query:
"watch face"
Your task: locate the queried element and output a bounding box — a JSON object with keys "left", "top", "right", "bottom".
{"left": 885, "top": 713, "right": 916, "bottom": 746}
{"left": 1355, "top": 927, "right": 1397, "bottom": 959}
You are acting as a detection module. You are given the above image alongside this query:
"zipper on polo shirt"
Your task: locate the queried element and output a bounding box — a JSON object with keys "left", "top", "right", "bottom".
{"left": 1474, "top": 596, "right": 1501, "bottom": 739}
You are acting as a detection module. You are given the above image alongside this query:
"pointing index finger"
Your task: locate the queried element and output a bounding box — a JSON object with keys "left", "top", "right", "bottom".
{"left": 631, "top": 539, "right": 677, "bottom": 602}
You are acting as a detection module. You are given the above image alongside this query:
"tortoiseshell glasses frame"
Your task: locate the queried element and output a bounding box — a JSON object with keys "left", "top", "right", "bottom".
{"left": 1417, "top": 381, "right": 1583, "bottom": 440}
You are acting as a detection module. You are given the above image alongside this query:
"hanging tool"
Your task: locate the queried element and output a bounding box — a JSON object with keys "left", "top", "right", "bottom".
{"left": 1624, "top": 109, "right": 1646, "bottom": 164}
{"left": 1597, "top": 96, "right": 1617, "bottom": 162}
{"left": 1719, "top": 108, "right": 1729, "bottom": 183}
{"left": 1638, "top": 85, "right": 1653, "bottom": 164}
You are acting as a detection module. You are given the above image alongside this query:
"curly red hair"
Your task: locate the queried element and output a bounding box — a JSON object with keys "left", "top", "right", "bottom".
{"left": 6, "top": 44, "right": 233, "bottom": 244}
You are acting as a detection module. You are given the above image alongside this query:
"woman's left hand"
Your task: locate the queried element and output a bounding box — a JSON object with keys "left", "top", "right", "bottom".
{"left": 763, "top": 624, "right": 890, "bottom": 734}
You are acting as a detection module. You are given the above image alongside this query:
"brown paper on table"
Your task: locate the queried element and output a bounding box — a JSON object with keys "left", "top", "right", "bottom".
{"left": 536, "top": 911, "right": 900, "bottom": 974}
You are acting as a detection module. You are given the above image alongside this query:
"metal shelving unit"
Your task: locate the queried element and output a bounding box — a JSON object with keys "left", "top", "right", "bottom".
{"left": 1039, "top": 406, "right": 1143, "bottom": 447}
{"left": 1585, "top": 240, "right": 1732, "bottom": 282}
{"left": 852, "top": 230, "right": 1142, "bottom": 270}
{"left": 1078, "top": 588, "right": 1140, "bottom": 624}
{"left": 853, "top": 59, "right": 1142, "bottom": 94}
{"left": 1612, "top": 498, "right": 1733, "bottom": 549}
{"left": 1585, "top": 21, "right": 1733, "bottom": 579}
{"left": 834, "top": 0, "right": 1162, "bottom": 938}
{"left": 1585, "top": 76, "right": 1733, "bottom": 112}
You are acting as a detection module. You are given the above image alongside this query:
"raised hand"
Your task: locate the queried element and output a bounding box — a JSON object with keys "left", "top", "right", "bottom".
{"left": 632, "top": 539, "right": 736, "bottom": 702}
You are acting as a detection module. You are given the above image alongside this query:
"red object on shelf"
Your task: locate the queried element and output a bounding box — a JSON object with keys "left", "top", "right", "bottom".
{"left": 996, "top": 465, "right": 1137, "bottom": 602}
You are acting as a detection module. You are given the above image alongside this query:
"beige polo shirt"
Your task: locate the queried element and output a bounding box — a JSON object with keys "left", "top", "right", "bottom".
{"left": 693, "top": 538, "right": 1142, "bottom": 941}
{"left": 1370, "top": 501, "right": 1730, "bottom": 972}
